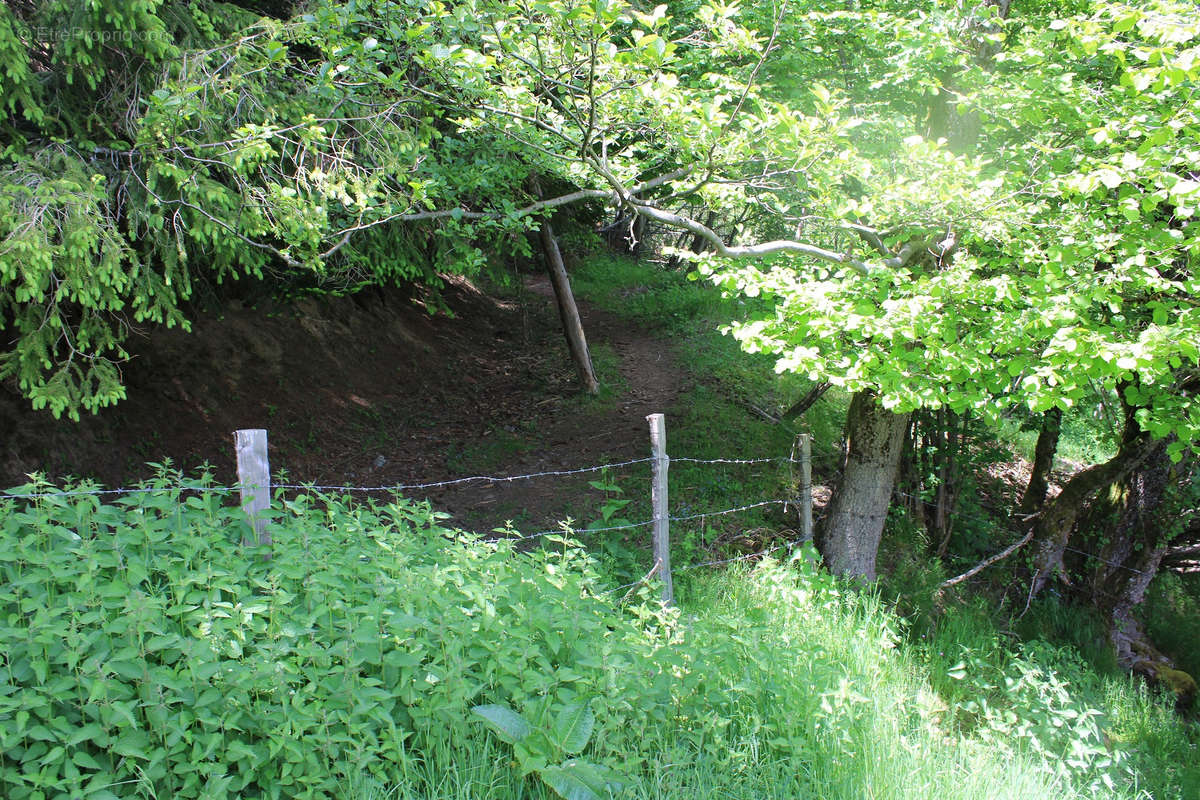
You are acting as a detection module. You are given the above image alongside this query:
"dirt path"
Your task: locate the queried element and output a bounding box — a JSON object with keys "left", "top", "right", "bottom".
{"left": 1, "top": 270, "right": 689, "bottom": 537}
{"left": 415, "top": 274, "right": 686, "bottom": 532}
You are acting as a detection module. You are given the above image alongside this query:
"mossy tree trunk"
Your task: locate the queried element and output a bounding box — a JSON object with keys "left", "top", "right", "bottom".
{"left": 1081, "top": 441, "right": 1173, "bottom": 668}
{"left": 1028, "top": 403, "right": 1157, "bottom": 598}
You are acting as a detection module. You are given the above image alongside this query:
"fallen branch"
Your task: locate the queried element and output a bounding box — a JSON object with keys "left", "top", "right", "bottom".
{"left": 783, "top": 382, "right": 832, "bottom": 421}
{"left": 939, "top": 517, "right": 1038, "bottom": 590}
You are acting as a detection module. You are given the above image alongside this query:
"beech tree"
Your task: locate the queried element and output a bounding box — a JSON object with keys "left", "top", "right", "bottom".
{"left": 695, "top": 0, "right": 1199, "bottom": 583}
{"left": 0, "top": 0, "right": 883, "bottom": 415}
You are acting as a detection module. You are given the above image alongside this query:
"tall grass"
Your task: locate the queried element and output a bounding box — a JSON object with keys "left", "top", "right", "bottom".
{"left": 344, "top": 547, "right": 1179, "bottom": 800}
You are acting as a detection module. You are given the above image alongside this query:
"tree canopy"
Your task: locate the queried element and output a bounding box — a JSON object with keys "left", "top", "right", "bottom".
{"left": 1, "top": 0, "right": 1197, "bottom": 468}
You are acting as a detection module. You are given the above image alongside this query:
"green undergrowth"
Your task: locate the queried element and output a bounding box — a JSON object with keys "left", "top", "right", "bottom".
{"left": 914, "top": 594, "right": 1199, "bottom": 800}
{"left": 3, "top": 475, "right": 1193, "bottom": 800}
{"left": 1141, "top": 572, "right": 1200, "bottom": 681}
{"left": 568, "top": 254, "right": 847, "bottom": 574}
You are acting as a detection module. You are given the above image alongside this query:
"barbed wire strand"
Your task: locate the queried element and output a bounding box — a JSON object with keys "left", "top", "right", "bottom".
{"left": 672, "top": 456, "right": 795, "bottom": 466}
{"left": 1064, "top": 546, "right": 1147, "bottom": 575}
{"left": 599, "top": 533, "right": 814, "bottom": 598}
{"left": 0, "top": 484, "right": 240, "bottom": 500}
{"left": 0, "top": 454, "right": 809, "bottom": 501}
{"left": 485, "top": 517, "right": 657, "bottom": 544}
{"left": 669, "top": 499, "right": 793, "bottom": 523}
{"left": 8, "top": 454, "right": 1150, "bottom": 584}
{"left": 894, "top": 490, "right": 1153, "bottom": 579}
{"left": 483, "top": 497, "right": 799, "bottom": 546}
{"left": 677, "top": 534, "right": 813, "bottom": 572}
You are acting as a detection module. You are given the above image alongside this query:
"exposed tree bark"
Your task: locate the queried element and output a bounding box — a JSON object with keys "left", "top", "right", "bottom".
{"left": 818, "top": 390, "right": 911, "bottom": 581}
{"left": 1068, "top": 444, "right": 1198, "bottom": 708}
{"left": 1162, "top": 538, "right": 1200, "bottom": 573}
{"left": 1019, "top": 407, "right": 1062, "bottom": 517}
{"left": 539, "top": 218, "right": 600, "bottom": 395}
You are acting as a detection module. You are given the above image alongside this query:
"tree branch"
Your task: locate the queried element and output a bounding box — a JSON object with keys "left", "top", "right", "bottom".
{"left": 939, "top": 520, "right": 1037, "bottom": 589}
{"left": 631, "top": 201, "right": 874, "bottom": 275}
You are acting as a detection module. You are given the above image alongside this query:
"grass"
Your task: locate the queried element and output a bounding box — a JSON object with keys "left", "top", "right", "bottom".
{"left": 336, "top": 547, "right": 1193, "bottom": 800}
{"left": 1141, "top": 571, "right": 1200, "bottom": 680}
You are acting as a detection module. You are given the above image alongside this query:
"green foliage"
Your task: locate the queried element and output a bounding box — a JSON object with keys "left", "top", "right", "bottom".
{"left": 1102, "top": 678, "right": 1200, "bottom": 800}
{"left": 8, "top": 471, "right": 1188, "bottom": 800}
{"left": 703, "top": 0, "right": 1200, "bottom": 457}
{"left": 0, "top": 0, "right": 546, "bottom": 416}
{"left": 471, "top": 700, "right": 627, "bottom": 800}
{"left": 1141, "top": 572, "right": 1200, "bottom": 680}
{"left": 923, "top": 603, "right": 1126, "bottom": 794}
{"left": 679, "top": 553, "right": 1141, "bottom": 800}
{"left": 1011, "top": 597, "right": 1120, "bottom": 677}
{"left": 876, "top": 506, "right": 946, "bottom": 627}
{"left": 581, "top": 469, "right": 643, "bottom": 579}
{"left": 965, "top": 641, "right": 1117, "bottom": 775}
{"left": 0, "top": 475, "right": 680, "bottom": 799}
{"left": 918, "top": 592, "right": 1200, "bottom": 800}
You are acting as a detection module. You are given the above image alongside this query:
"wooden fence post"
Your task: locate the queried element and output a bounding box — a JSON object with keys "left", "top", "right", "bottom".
{"left": 235, "top": 429, "right": 271, "bottom": 551}
{"left": 795, "top": 433, "right": 813, "bottom": 543}
{"left": 647, "top": 413, "right": 674, "bottom": 606}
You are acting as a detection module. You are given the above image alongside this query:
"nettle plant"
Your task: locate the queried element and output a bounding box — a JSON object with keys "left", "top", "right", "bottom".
{"left": 0, "top": 470, "right": 679, "bottom": 800}
{"left": 944, "top": 640, "right": 1128, "bottom": 791}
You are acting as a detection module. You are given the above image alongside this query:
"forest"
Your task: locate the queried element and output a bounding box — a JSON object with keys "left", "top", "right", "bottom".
{"left": 0, "top": 0, "right": 1198, "bottom": 798}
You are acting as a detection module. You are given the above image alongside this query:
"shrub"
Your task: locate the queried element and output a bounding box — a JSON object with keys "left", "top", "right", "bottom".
{"left": 0, "top": 478, "right": 676, "bottom": 799}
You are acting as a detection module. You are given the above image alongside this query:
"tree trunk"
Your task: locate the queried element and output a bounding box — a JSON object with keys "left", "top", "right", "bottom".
{"left": 932, "top": 409, "right": 966, "bottom": 558}
{"left": 1083, "top": 442, "right": 1173, "bottom": 667}
{"left": 1028, "top": 405, "right": 1157, "bottom": 597}
{"left": 1076, "top": 443, "right": 1198, "bottom": 708}
{"left": 1019, "top": 407, "right": 1062, "bottom": 517}
{"left": 539, "top": 219, "right": 600, "bottom": 395}
{"left": 818, "top": 390, "right": 910, "bottom": 581}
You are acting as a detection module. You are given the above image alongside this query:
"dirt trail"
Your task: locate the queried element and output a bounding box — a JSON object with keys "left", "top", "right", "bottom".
{"left": 419, "top": 274, "right": 686, "bottom": 532}
{"left": 0, "top": 271, "right": 688, "bottom": 536}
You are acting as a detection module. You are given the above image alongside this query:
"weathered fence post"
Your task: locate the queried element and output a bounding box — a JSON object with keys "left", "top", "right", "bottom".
{"left": 647, "top": 413, "right": 673, "bottom": 606}
{"left": 235, "top": 429, "right": 271, "bottom": 552}
{"left": 795, "top": 433, "right": 813, "bottom": 543}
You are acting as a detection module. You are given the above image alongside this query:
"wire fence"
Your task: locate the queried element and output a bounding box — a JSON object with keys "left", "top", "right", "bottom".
{"left": 2, "top": 420, "right": 1153, "bottom": 596}
{"left": 1, "top": 424, "right": 817, "bottom": 607}
{"left": 0, "top": 456, "right": 804, "bottom": 501}
{"left": 891, "top": 489, "right": 1153, "bottom": 578}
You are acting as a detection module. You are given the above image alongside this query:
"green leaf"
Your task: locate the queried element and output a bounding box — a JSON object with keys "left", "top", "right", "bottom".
{"left": 540, "top": 765, "right": 601, "bottom": 800}
{"left": 553, "top": 702, "right": 595, "bottom": 755}
{"left": 471, "top": 704, "right": 532, "bottom": 744}
{"left": 542, "top": 760, "right": 625, "bottom": 800}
